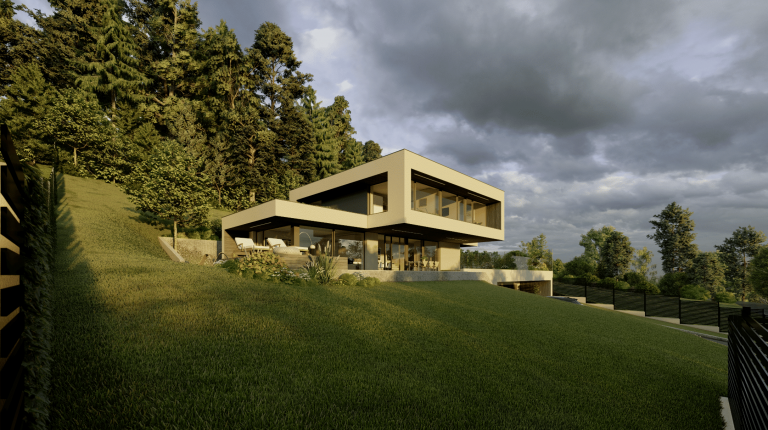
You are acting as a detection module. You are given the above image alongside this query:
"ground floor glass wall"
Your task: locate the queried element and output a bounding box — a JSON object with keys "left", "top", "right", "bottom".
{"left": 378, "top": 235, "right": 440, "bottom": 271}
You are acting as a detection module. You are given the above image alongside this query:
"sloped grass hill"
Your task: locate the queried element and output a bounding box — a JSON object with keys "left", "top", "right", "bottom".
{"left": 49, "top": 173, "right": 728, "bottom": 429}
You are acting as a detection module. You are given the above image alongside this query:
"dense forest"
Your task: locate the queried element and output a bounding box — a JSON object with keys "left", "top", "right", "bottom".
{"left": 0, "top": 0, "right": 382, "bottom": 211}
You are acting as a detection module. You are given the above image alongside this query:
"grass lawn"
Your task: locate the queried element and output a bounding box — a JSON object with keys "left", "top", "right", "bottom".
{"left": 49, "top": 171, "right": 728, "bottom": 429}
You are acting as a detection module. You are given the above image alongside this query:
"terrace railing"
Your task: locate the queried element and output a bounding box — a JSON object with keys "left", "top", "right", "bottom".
{"left": 728, "top": 308, "right": 768, "bottom": 430}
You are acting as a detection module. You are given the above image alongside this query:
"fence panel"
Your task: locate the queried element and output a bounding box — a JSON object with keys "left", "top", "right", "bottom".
{"left": 721, "top": 306, "right": 744, "bottom": 332}
{"left": 553, "top": 283, "right": 585, "bottom": 297}
{"left": 645, "top": 295, "right": 679, "bottom": 319}
{"left": 728, "top": 313, "right": 768, "bottom": 430}
{"left": 680, "top": 299, "right": 718, "bottom": 327}
{"left": 614, "top": 289, "right": 645, "bottom": 312}
{"left": 586, "top": 285, "right": 613, "bottom": 304}
{"left": 0, "top": 124, "right": 26, "bottom": 430}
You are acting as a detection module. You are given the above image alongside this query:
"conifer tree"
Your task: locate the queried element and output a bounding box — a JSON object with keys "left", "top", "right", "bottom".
{"left": 0, "top": 63, "right": 52, "bottom": 163}
{"left": 77, "top": 0, "right": 150, "bottom": 120}
{"left": 250, "top": 21, "right": 315, "bottom": 183}
{"left": 647, "top": 202, "right": 699, "bottom": 273}
{"left": 362, "top": 140, "right": 382, "bottom": 162}
{"left": 325, "top": 95, "right": 356, "bottom": 167}
{"left": 341, "top": 140, "right": 364, "bottom": 170}
{"left": 301, "top": 88, "right": 339, "bottom": 179}
{"left": 715, "top": 226, "right": 767, "bottom": 300}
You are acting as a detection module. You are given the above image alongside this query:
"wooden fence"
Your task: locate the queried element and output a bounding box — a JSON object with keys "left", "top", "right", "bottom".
{"left": 728, "top": 308, "right": 768, "bottom": 430}
{"left": 0, "top": 124, "right": 26, "bottom": 429}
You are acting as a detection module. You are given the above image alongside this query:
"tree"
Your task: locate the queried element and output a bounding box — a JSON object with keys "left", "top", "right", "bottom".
{"left": 597, "top": 230, "right": 634, "bottom": 279}
{"left": 341, "top": 140, "right": 364, "bottom": 170}
{"left": 0, "top": 63, "right": 52, "bottom": 164}
{"left": 325, "top": 95, "right": 356, "bottom": 167}
{"left": 749, "top": 246, "right": 768, "bottom": 299}
{"left": 623, "top": 272, "right": 660, "bottom": 294}
{"left": 647, "top": 202, "right": 699, "bottom": 273}
{"left": 552, "top": 258, "right": 566, "bottom": 277}
{"left": 579, "top": 226, "right": 615, "bottom": 268}
{"left": 715, "top": 226, "right": 767, "bottom": 301}
{"left": 123, "top": 139, "right": 211, "bottom": 249}
{"left": 564, "top": 255, "right": 596, "bottom": 277}
{"left": 520, "top": 234, "right": 552, "bottom": 270}
{"left": 631, "top": 247, "right": 658, "bottom": 283}
{"left": 36, "top": 87, "right": 113, "bottom": 168}
{"left": 362, "top": 140, "right": 382, "bottom": 163}
{"left": 76, "top": 0, "right": 150, "bottom": 120}
{"left": 657, "top": 272, "right": 690, "bottom": 296}
{"left": 689, "top": 252, "right": 726, "bottom": 299}
{"left": 250, "top": 21, "right": 315, "bottom": 183}
{"left": 301, "top": 87, "right": 340, "bottom": 180}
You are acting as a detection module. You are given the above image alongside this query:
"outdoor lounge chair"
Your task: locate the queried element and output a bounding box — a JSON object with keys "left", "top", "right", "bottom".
{"left": 266, "top": 238, "right": 309, "bottom": 254}
{"left": 235, "top": 238, "right": 270, "bottom": 254}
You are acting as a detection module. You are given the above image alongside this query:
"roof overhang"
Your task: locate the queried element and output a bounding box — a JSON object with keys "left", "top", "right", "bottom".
{"left": 222, "top": 200, "right": 368, "bottom": 232}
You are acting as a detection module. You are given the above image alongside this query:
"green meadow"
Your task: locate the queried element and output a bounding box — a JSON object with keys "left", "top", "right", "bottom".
{"left": 49, "top": 171, "right": 727, "bottom": 429}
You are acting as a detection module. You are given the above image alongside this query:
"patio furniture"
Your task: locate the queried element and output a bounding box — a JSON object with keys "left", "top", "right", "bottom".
{"left": 235, "top": 238, "right": 270, "bottom": 255}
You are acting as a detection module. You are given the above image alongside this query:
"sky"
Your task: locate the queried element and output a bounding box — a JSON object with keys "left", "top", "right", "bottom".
{"left": 19, "top": 0, "right": 768, "bottom": 267}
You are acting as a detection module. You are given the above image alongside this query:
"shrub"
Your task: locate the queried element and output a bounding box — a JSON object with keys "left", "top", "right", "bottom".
{"left": 598, "top": 277, "right": 619, "bottom": 288}
{"left": 713, "top": 291, "right": 737, "bottom": 303}
{"left": 658, "top": 272, "right": 691, "bottom": 296}
{"left": 359, "top": 277, "right": 381, "bottom": 287}
{"left": 623, "top": 272, "right": 661, "bottom": 294}
{"left": 679, "top": 284, "right": 711, "bottom": 301}
{"left": 209, "top": 218, "right": 222, "bottom": 240}
{"left": 584, "top": 273, "right": 600, "bottom": 285}
{"left": 338, "top": 273, "right": 358, "bottom": 286}
{"left": 233, "top": 252, "right": 288, "bottom": 278}
{"left": 303, "top": 243, "right": 338, "bottom": 285}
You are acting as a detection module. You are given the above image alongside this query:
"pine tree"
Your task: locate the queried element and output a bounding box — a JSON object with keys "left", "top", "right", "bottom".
{"left": 689, "top": 252, "right": 727, "bottom": 299}
{"left": 301, "top": 88, "right": 339, "bottom": 179}
{"left": 341, "top": 140, "right": 364, "bottom": 170}
{"left": 715, "top": 226, "right": 767, "bottom": 301}
{"left": 362, "top": 140, "right": 382, "bottom": 162}
{"left": 325, "top": 95, "right": 356, "bottom": 167}
{"left": 250, "top": 21, "right": 314, "bottom": 184}
{"left": 0, "top": 63, "right": 52, "bottom": 163}
{"left": 647, "top": 202, "right": 699, "bottom": 274}
{"left": 76, "top": 0, "right": 150, "bottom": 120}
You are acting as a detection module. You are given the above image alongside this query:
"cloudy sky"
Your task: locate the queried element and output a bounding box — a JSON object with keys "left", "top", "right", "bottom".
{"left": 22, "top": 0, "right": 768, "bottom": 266}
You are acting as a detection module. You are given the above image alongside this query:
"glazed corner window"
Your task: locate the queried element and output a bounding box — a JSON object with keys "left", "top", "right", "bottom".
{"left": 472, "top": 202, "right": 486, "bottom": 226}
{"left": 412, "top": 182, "right": 439, "bottom": 215}
{"left": 370, "top": 182, "right": 388, "bottom": 214}
{"left": 441, "top": 192, "right": 457, "bottom": 219}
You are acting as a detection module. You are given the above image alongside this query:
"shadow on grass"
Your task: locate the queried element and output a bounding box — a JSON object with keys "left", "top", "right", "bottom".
{"left": 49, "top": 180, "right": 135, "bottom": 429}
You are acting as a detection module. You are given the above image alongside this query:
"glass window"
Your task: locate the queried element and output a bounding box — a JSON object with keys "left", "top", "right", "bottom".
{"left": 464, "top": 199, "right": 473, "bottom": 223}
{"left": 472, "top": 202, "right": 486, "bottom": 226}
{"left": 441, "top": 192, "right": 457, "bottom": 219}
{"left": 423, "top": 241, "right": 438, "bottom": 271}
{"left": 413, "top": 182, "right": 439, "bottom": 215}
{"left": 263, "top": 225, "right": 292, "bottom": 246}
{"left": 391, "top": 237, "right": 404, "bottom": 271}
{"left": 336, "top": 230, "right": 365, "bottom": 269}
{"left": 299, "top": 226, "right": 333, "bottom": 254}
{"left": 378, "top": 234, "right": 387, "bottom": 270}
{"left": 408, "top": 238, "right": 421, "bottom": 271}
{"left": 370, "top": 182, "right": 388, "bottom": 214}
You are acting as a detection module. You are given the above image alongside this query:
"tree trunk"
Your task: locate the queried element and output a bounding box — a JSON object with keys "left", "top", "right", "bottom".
{"left": 111, "top": 89, "right": 116, "bottom": 124}
{"left": 73, "top": 148, "right": 77, "bottom": 167}
{"left": 173, "top": 220, "right": 178, "bottom": 250}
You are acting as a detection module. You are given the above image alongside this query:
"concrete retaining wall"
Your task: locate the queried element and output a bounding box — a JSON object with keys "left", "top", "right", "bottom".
{"left": 159, "top": 237, "right": 221, "bottom": 257}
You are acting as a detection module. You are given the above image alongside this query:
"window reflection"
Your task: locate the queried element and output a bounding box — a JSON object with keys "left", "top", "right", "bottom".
{"left": 413, "top": 183, "right": 439, "bottom": 215}
{"left": 441, "top": 192, "right": 457, "bottom": 219}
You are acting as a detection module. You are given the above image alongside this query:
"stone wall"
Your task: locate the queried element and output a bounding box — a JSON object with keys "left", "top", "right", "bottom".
{"left": 159, "top": 237, "right": 222, "bottom": 265}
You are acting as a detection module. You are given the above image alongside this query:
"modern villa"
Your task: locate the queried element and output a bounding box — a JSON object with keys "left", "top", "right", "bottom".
{"left": 221, "top": 149, "right": 552, "bottom": 293}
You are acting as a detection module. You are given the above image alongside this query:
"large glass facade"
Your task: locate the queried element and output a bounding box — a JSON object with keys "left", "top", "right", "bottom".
{"left": 263, "top": 226, "right": 292, "bottom": 246}
{"left": 413, "top": 183, "right": 439, "bottom": 215}
{"left": 411, "top": 180, "right": 498, "bottom": 229}
{"left": 336, "top": 230, "right": 365, "bottom": 269}
{"left": 299, "top": 226, "right": 333, "bottom": 254}
{"left": 377, "top": 236, "right": 439, "bottom": 271}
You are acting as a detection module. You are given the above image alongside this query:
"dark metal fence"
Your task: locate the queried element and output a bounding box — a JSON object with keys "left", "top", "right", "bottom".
{"left": 728, "top": 308, "right": 768, "bottom": 430}
{"left": 553, "top": 280, "right": 767, "bottom": 333}
{"left": 645, "top": 294, "right": 680, "bottom": 319}
{"left": 614, "top": 289, "right": 645, "bottom": 312}
{"left": 0, "top": 124, "right": 26, "bottom": 430}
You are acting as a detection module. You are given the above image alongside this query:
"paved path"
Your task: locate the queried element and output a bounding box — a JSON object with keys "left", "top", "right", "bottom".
{"left": 659, "top": 325, "right": 728, "bottom": 347}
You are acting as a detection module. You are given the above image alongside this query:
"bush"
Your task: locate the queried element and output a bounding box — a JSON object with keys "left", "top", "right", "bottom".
{"left": 303, "top": 243, "right": 338, "bottom": 285}
{"left": 598, "top": 277, "right": 619, "bottom": 288}
{"left": 679, "top": 284, "right": 711, "bottom": 301}
{"left": 227, "top": 252, "right": 298, "bottom": 283}
{"left": 623, "top": 272, "right": 661, "bottom": 294}
{"left": 658, "top": 272, "right": 691, "bottom": 296}
{"left": 356, "top": 277, "right": 381, "bottom": 287}
{"left": 338, "top": 273, "right": 358, "bottom": 286}
{"left": 209, "top": 218, "right": 222, "bottom": 240}
{"left": 713, "top": 291, "right": 737, "bottom": 303}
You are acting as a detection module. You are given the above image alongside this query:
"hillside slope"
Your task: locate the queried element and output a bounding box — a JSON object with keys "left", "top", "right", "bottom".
{"left": 49, "top": 172, "right": 728, "bottom": 429}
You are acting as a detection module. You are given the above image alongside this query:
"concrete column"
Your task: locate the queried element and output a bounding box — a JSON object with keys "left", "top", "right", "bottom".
{"left": 438, "top": 241, "right": 460, "bottom": 271}
{"left": 291, "top": 225, "right": 301, "bottom": 248}
{"left": 364, "top": 232, "right": 378, "bottom": 270}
